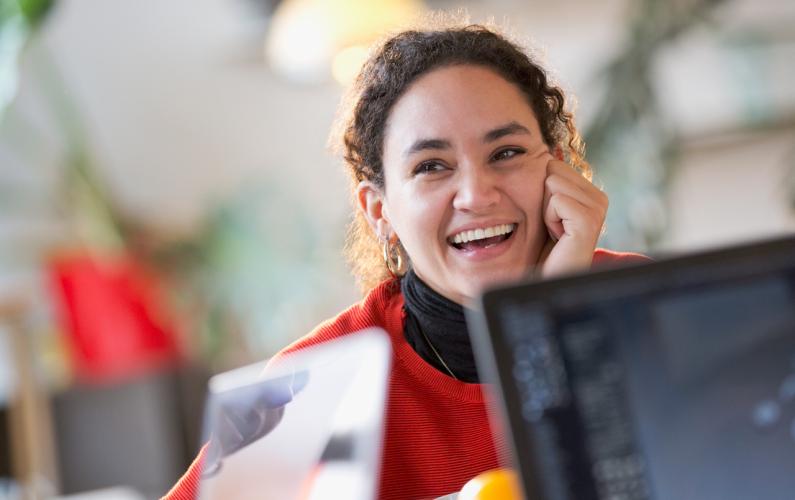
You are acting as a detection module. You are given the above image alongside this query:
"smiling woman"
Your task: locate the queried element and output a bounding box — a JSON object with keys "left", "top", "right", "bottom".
{"left": 342, "top": 25, "right": 600, "bottom": 295}
{"left": 363, "top": 65, "right": 565, "bottom": 305}
{"left": 164, "top": 19, "right": 648, "bottom": 500}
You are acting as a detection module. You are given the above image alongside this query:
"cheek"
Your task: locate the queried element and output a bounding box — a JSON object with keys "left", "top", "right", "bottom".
{"left": 511, "top": 169, "right": 547, "bottom": 216}
{"left": 386, "top": 188, "right": 440, "bottom": 243}
{"left": 390, "top": 194, "right": 452, "bottom": 272}
{"left": 406, "top": 195, "right": 446, "bottom": 243}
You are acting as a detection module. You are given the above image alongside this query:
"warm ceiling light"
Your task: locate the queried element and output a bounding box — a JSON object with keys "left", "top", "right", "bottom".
{"left": 265, "top": 0, "right": 425, "bottom": 84}
{"left": 331, "top": 45, "right": 369, "bottom": 86}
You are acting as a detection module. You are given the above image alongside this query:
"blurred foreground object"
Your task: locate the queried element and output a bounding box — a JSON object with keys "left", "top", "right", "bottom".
{"left": 198, "top": 330, "right": 390, "bottom": 500}
{"left": 458, "top": 468, "right": 521, "bottom": 500}
{"left": 202, "top": 370, "right": 308, "bottom": 478}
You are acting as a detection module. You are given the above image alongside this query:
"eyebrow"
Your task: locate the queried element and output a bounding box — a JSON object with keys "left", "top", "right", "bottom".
{"left": 483, "top": 121, "right": 531, "bottom": 142}
{"left": 404, "top": 138, "right": 452, "bottom": 158}
{"left": 403, "top": 121, "right": 531, "bottom": 159}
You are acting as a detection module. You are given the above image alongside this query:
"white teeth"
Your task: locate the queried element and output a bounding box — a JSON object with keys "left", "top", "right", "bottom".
{"left": 451, "top": 224, "right": 515, "bottom": 245}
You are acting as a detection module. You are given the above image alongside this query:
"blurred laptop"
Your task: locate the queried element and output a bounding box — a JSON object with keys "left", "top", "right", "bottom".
{"left": 197, "top": 328, "right": 391, "bottom": 500}
{"left": 469, "top": 235, "right": 795, "bottom": 500}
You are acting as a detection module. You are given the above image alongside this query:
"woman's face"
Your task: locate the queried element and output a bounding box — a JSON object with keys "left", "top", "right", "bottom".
{"left": 366, "top": 64, "right": 555, "bottom": 305}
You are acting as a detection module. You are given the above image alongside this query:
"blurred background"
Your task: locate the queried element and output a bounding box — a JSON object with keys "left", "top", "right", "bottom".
{"left": 0, "top": 0, "right": 793, "bottom": 497}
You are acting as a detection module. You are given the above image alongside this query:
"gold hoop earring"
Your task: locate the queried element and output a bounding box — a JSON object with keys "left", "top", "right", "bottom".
{"left": 382, "top": 239, "right": 408, "bottom": 277}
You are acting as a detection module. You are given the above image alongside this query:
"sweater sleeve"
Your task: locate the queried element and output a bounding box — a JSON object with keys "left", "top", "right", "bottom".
{"left": 160, "top": 444, "right": 207, "bottom": 500}
{"left": 592, "top": 247, "right": 652, "bottom": 268}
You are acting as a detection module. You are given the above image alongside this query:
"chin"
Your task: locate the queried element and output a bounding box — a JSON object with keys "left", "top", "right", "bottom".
{"left": 467, "top": 268, "right": 528, "bottom": 298}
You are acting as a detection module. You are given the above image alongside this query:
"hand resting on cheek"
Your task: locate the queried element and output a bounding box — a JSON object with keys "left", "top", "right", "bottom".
{"left": 537, "top": 159, "right": 608, "bottom": 278}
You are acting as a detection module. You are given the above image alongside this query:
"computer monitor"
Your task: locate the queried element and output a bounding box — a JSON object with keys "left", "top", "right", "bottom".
{"left": 469, "top": 236, "right": 795, "bottom": 500}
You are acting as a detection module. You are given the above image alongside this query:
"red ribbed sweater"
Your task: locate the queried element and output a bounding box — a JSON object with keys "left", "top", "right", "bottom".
{"left": 162, "top": 249, "right": 648, "bottom": 500}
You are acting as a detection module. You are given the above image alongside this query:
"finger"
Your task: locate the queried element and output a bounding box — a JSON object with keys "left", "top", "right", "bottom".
{"left": 540, "top": 194, "right": 601, "bottom": 279}
{"left": 544, "top": 192, "right": 570, "bottom": 241}
{"left": 544, "top": 193, "right": 603, "bottom": 243}
{"left": 542, "top": 161, "right": 560, "bottom": 240}
{"left": 544, "top": 173, "right": 606, "bottom": 212}
{"left": 546, "top": 160, "right": 608, "bottom": 214}
{"left": 542, "top": 160, "right": 607, "bottom": 242}
{"left": 543, "top": 160, "right": 553, "bottom": 223}
{"left": 546, "top": 160, "right": 608, "bottom": 205}
{"left": 546, "top": 159, "right": 594, "bottom": 190}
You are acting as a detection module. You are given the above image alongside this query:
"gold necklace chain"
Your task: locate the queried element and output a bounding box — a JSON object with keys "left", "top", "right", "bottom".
{"left": 418, "top": 326, "right": 459, "bottom": 381}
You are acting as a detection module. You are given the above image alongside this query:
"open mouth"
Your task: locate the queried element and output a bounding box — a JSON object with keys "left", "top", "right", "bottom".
{"left": 449, "top": 223, "right": 516, "bottom": 251}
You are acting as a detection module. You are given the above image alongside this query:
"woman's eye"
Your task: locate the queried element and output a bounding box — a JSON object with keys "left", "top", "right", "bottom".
{"left": 491, "top": 147, "right": 525, "bottom": 162}
{"left": 413, "top": 161, "right": 446, "bottom": 175}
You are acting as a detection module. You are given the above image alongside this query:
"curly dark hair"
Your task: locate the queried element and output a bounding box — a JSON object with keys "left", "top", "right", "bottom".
{"left": 335, "top": 22, "right": 589, "bottom": 293}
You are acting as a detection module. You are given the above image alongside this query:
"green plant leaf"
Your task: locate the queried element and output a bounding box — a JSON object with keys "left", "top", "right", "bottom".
{"left": 18, "top": 0, "right": 55, "bottom": 26}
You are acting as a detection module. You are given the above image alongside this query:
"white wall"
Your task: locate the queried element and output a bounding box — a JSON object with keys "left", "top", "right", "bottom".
{"left": 666, "top": 128, "right": 795, "bottom": 253}
{"left": 2, "top": 0, "right": 794, "bottom": 356}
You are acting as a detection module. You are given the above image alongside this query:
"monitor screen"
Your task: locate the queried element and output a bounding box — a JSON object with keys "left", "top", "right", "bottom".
{"left": 473, "top": 237, "right": 795, "bottom": 500}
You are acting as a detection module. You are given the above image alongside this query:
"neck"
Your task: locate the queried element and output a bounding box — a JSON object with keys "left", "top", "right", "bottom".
{"left": 400, "top": 269, "right": 479, "bottom": 383}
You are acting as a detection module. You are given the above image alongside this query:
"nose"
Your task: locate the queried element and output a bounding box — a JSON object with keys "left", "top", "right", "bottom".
{"left": 452, "top": 164, "right": 501, "bottom": 213}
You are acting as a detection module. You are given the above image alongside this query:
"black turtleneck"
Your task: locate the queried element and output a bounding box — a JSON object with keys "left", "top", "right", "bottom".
{"left": 400, "top": 269, "right": 479, "bottom": 383}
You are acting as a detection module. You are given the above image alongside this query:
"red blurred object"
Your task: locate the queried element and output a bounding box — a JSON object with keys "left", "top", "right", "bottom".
{"left": 48, "top": 252, "right": 182, "bottom": 384}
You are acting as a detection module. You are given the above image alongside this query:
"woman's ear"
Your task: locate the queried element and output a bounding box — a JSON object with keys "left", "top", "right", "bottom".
{"left": 357, "top": 181, "right": 392, "bottom": 241}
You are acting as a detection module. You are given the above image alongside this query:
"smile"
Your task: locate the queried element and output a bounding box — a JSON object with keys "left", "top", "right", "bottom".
{"left": 449, "top": 223, "right": 516, "bottom": 250}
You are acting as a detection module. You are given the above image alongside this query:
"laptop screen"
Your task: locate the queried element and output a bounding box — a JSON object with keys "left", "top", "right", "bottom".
{"left": 470, "top": 236, "right": 795, "bottom": 500}
{"left": 198, "top": 329, "right": 391, "bottom": 500}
